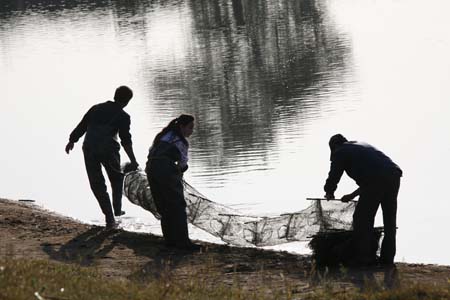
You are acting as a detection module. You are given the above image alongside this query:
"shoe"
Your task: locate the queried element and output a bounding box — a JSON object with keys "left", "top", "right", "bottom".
{"left": 377, "top": 257, "right": 395, "bottom": 267}
{"left": 164, "top": 241, "right": 176, "bottom": 248}
{"left": 114, "top": 210, "right": 126, "bottom": 217}
{"left": 176, "top": 243, "right": 202, "bottom": 252}
{"left": 378, "top": 261, "right": 396, "bottom": 268}
{"left": 105, "top": 222, "right": 118, "bottom": 230}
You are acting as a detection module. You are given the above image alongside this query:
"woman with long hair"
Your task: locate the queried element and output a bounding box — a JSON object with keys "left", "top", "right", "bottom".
{"left": 145, "top": 114, "right": 200, "bottom": 250}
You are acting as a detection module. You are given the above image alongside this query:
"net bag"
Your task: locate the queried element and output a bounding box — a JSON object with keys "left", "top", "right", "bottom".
{"left": 124, "top": 170, "right": 360, "bottom": 248}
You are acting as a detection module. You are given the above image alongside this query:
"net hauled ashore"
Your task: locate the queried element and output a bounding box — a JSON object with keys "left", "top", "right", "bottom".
{"left": 123, "top": 170, "right": 357, "bottom": 247}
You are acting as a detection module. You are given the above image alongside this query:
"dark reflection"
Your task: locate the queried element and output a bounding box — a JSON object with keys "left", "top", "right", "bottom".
{"left": 0, "top": 0, "right": 353, "bottom": 186}
{"left": 143, "top": 0, "right": 353, "bottom": 180}
{"left": 231, "top": 0, "right": 245, "bottom": 26}
{"left": 0, "top": 0, "right": 105, "bottom": 14}
{"left": 0, "top": 0, "right": 151, "bottom": 16}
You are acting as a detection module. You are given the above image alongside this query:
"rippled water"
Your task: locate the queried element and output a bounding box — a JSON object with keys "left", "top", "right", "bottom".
{"left": 1, "top": 0, "right": 450, "bottom": 264}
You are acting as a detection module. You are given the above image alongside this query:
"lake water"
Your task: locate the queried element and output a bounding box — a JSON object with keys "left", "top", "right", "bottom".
{"left": 1, "top": 0, "right": 449, "bottom": 265}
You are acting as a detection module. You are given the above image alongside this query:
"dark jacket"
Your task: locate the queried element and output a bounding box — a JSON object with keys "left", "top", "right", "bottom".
{"left": 146, "top": 141, "right": 183, "bottom": 180}
{"left": 69, "top": 101, "right": 132, "bottom": 152}
{"left": 324, "top": 141, "right": 402, "bottom": 193}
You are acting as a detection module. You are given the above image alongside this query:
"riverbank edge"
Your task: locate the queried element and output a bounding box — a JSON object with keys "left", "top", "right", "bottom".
{"left": 1, "top": 197, "right": 449, "bottom": 298}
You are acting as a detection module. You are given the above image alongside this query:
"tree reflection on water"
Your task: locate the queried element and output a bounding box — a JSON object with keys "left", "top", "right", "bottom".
{"left": 0, "top": 0, "right": 353, "bottom": 180}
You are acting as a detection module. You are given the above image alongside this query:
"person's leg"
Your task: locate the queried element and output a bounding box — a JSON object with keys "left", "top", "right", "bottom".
{"left": 171, "top": 202, "right": 190, "bottom": 247}
{"left": 148, "top": 167, "right": 193, "bottom": 249}
{"left": 380, "top": 177, "right": 400, "bottom": 264}
{"left": 83, "top": 148, "right": 114, "bottom": 225}
{"left": 352, "top": 186, "right": 381, "bottom": 265}
{"left": 147, "top": 175, "right": 176, "bottom": 246}
{"left": 166, "top": 179, "right": 191, "bottom": 247}
{"left": 103, "top": 151, "right": 124, "bottom": 216}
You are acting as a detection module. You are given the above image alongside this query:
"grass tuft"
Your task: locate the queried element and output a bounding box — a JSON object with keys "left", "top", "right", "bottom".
{"left": 0, "top": 257, "right": 449, "bottom": 300}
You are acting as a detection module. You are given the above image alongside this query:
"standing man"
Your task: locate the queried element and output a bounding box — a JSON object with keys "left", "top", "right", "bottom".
{"left": 324, "top": 134, "right": 402, "bottom": 266}
{"left": 65, "top": 86, "right": 139, "bottom": 228}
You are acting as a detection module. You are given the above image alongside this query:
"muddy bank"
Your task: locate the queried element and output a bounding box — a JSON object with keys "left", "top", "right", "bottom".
{"left": 1, "top": 198, "right": 449, "bottom": 295}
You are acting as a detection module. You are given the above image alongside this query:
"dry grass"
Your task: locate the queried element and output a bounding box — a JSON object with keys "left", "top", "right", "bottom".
{"left": 0, "top": 257, "right": 284, "bottom": 300}
{"left": 1, "top": 257, "right": 449, "bottom": 300}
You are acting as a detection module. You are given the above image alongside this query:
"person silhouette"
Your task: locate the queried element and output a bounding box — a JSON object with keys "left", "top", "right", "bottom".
{"left": 324, "top": 134, "right": 402, "bottom": 266}
{"left": 145, "top": 114, "right": 200, "bottom": 251}
{"left": 65, "top": 86, "right": 139, "bottom": 229}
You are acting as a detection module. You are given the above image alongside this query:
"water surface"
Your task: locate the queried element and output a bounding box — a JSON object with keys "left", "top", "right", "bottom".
{"left": 1, "top": 0, "right": 449, "bottom": 264}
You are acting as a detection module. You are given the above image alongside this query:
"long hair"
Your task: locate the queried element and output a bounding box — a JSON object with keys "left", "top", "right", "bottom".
{"left": 152, "top": 114, "right": 194, "bottom": 146}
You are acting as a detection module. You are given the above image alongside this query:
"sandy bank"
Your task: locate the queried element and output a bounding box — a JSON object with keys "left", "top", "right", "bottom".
{"left": 1, "top": 198, "right": 449, "bottom": 294}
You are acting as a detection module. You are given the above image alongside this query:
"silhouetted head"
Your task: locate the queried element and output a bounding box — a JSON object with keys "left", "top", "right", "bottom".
{"left": 114, "top": 86, "right": 133, "bottom": 107}
{"left": 177, "top": 114, "right": 195, "bottom": 138}
{"left": 329, "top": 134, "right": 348, "bottom": 152}
{"left": 152, "top": 114, "right": 195, "bottom": 146}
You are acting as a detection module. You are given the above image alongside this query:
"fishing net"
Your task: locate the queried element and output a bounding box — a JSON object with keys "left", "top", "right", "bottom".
{"left": 123, "top": 170, "right": 358, "bottom": 247}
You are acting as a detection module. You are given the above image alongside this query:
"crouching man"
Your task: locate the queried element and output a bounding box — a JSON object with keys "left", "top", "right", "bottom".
{"left": 324, "top": 134, "right": 402, "bottom": 266}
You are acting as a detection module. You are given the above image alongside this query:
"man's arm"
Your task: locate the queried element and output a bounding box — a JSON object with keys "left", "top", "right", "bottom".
{"left": 341, "top": 188, "right": 360, "bottom": 202}
{"left": 123, "top": 144, "right": 139, "bottom": 170}
{"left": 65, "top": 110, "right": 90, "bottom": 154}
{"left": 324, "top": 156, "right": 345, "bottom": 200}
{"left": 65, "top": 141, "right": 74, "bottom": 154}
{"left": 118, "top": 114, "right": 139, "bottom": 170}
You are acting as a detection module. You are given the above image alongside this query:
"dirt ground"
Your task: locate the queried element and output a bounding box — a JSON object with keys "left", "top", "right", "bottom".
{"left": 1, "top": 198, "right": 449, "bottom": 296}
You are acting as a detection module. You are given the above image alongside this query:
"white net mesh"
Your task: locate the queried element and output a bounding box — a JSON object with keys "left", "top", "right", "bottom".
{"left": 123, "top": 170, "right": 356, "bottom": 247}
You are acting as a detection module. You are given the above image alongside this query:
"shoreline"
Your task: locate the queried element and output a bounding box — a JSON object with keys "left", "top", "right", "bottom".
{"left": 1, "top": 197, "right": 450, "bottom": 295}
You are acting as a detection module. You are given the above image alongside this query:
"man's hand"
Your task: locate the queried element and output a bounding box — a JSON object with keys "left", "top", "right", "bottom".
{"left": 128, "top": 161, "right": 139, "bottom": 171}
{"left": 341, "top": 193, "right": 355, "bottom": 203}
{"left": 341, "top": 188, "right": 359, "bottom": 202}
{"left": 65, "top": 142, "right": 74, "bottom": 154}
{"left": 324, "top": 193, "right": 335, "bottom": 200}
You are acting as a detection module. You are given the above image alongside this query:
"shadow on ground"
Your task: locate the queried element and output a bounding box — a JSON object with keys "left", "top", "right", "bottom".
{"left": 41, "top": 225, "right": 398, "bottom": 291}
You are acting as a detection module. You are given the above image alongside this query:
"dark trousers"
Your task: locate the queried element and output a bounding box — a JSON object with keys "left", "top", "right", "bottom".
{"left": 147, "top": 173, "right": 190, "bottom": 247}
{"left": 83, "top": 147, "right": 123, "bottom": 223}
{"left": 353, "top": 176, "right": 401, "bottom": 264}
